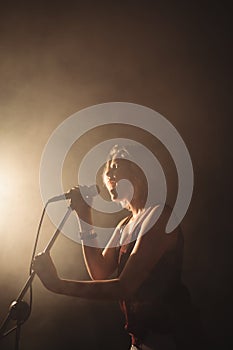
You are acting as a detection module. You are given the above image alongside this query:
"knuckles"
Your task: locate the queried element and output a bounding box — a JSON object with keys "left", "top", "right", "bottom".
{"left": 32, "top": 252, "right": 49, "bottom": 270}
{"left": 69, "top": 187, "right": 88, "bottom": 210}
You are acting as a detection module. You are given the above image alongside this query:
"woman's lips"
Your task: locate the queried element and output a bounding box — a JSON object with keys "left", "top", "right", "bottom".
{"left": 107, "top": 180, "right": 116, "bottom": 190}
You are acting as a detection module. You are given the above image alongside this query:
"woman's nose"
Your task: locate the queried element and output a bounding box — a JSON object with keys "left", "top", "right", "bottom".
{"left": 106, "top": 168, "right": 114, "bottom": 179}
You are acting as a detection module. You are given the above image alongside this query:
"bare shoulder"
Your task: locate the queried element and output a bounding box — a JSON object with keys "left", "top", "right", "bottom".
{"left": 132, "top": 204, "right": 180, "bottom": 258}
{"left": 119, "top": 206, "right": 181, "bottom": 292}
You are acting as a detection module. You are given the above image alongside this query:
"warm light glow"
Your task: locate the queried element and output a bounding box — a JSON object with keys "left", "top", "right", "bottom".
{"left": 0, "top": 167, "right": 12, "bottom": 201}
{"left": 0, "top": 157, "right": 23, "bottom": 227}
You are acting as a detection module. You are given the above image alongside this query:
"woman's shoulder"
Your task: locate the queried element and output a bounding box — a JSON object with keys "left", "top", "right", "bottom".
{"left": 139, "top": 204, "right": 182, "bottom": 251}
{"left": 148, "top": 203, "right": 182, "bottom": 234}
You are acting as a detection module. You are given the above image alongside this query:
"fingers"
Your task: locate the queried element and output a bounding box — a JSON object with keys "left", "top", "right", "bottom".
{"left": 68, "top": 186, "right": 81, "bottom": 195}
{"left": 32, "top": 252, "right": 58, "bottom": 278}
{"left": 32, "top": 252, "right": 60, "bottom": 292}
{"left": 32, "top": 252, "right": 51, "bottom": 272}
{"left": 69, "top": 187, "right": 86, "bottom": 211}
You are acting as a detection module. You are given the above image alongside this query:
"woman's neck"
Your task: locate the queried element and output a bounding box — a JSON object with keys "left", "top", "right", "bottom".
{"left": 128, "top": 201, "right": 144, "bottom": 218}
{"left": 120, "top": 194, "right": 145, "bottom": 217}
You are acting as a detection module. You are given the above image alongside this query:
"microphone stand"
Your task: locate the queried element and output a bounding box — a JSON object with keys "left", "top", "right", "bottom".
{"left": 0, "top": 205, "right": 73, "bottom": 349}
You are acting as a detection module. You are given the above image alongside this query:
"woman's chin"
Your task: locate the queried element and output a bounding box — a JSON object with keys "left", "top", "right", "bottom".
{"left": 109, "top": 188, "right": 131, "bottom": 209}
{"left": 110, "top": 193, "right": 128, "bottom": 208}
{"left": 109, "top": 189, "right": 118, "bottom": 202}
{"left": 110, "top": 190, "right": 124, "bottom": 204}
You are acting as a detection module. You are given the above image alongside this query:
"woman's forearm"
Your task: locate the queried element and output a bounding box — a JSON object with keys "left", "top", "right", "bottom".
{"left": 53, "top": 277, "right": 126, "bottom": 300}
{"left": 75, "top": 209, "right": 110, "bottom": 279}
{"left": 82, "top": 243, "right": 109, "bottom": 280}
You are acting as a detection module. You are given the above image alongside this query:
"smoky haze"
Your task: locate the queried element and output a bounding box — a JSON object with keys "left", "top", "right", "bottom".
{"left": 0, "top": 1, "right": 232, "bottom": 349}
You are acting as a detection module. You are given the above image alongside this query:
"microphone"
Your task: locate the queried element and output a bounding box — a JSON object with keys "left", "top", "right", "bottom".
{"left": 47, "top": 184, "right": 100, "bottom": 203}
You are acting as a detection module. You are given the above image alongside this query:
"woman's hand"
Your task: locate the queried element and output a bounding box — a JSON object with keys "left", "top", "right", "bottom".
{"left": 68, "top": 186, "right": 93, "bottom": 222}
{"left": 32, "top": 252, "right": 61, "bottom": 292}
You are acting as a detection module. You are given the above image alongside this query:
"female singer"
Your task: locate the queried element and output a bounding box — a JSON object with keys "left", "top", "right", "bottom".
{"left": 33, "top": 145, "right": 202, "bottom": 349}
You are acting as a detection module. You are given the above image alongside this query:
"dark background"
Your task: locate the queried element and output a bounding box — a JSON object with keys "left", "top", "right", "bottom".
{"left": 0, "top": 1, "right": 232, "bottom": 349}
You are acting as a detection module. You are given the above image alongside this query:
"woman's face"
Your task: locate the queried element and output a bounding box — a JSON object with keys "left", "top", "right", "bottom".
{"left": 103, "top": 157, "right": 133, "bottom": 202}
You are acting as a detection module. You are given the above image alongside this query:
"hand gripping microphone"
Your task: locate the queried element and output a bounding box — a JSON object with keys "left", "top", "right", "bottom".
{"left": 47, "top": 184, "right": 100, "bottom": 203}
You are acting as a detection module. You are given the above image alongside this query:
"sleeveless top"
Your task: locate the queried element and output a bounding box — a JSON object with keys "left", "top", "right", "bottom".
{"left": 116, "top": 211, "right": 197, "bottom": 347}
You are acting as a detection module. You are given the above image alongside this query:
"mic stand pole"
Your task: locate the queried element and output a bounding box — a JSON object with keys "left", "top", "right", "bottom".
{"left": 0, "top": 205, "right": 73, "bottom": 348}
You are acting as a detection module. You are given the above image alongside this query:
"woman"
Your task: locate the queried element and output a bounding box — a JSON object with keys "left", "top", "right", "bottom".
{"left": 33, "top": 146, "right": 201, "bottom": 349}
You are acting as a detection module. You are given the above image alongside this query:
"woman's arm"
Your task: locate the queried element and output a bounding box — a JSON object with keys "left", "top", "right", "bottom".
{"left": 81, "top": 236, "right": 118, "bottom": 280}
{"left": 68, "top": 187, "right": 120, "bottom": 280}
{"left": 82, "top": 216, "right": 130, "bottom": 280}
{"left": 32, "top": 252, "right": 125, "bottom": 299}
{"left": 33, "top": 207, "right": 179, "bottom": 300}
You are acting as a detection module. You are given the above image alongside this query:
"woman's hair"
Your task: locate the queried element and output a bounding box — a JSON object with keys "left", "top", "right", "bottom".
{"left": 103, "top": 144, "right": 148, "bottom": 211}
{"left": 106, "top": 145, "right": 131, "bottom": 162}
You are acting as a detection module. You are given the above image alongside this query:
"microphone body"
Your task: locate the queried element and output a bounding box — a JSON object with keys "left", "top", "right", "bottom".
{"left": 48, "top": 185, "right": 99, "bottom": 203}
